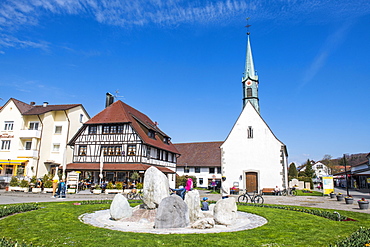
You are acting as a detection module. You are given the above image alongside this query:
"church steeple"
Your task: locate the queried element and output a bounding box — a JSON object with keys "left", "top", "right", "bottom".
{"left": 242, "top": 29, "right": 260, "bottom": 113}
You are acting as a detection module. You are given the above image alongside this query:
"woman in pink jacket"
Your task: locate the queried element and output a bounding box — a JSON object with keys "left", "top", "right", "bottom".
{"left": 185, "top": 175, "right": 193, "bottom": 191}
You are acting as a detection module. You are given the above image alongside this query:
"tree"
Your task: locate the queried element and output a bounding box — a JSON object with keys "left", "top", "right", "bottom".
{"left": 288, "top": 163, "right": 298, "bottom": 179}
{"left": 304, "top": 159, "right": 315, "bottom": 178}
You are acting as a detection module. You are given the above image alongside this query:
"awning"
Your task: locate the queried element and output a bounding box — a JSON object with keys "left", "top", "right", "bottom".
{"left": 65, "top": 163, "right": 176, "bottom": 174}
{"left": 0, "top": 160, "right": 28, "bottom": 165}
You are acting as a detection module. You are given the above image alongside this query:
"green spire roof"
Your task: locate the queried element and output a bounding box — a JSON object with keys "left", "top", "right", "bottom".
{"left": 243, "top": 34, "right": 258, "bottom": 81}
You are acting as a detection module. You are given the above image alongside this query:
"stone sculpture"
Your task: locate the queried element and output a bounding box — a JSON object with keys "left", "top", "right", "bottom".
{"left": 110, "top": 194, "right": 132, "bottom": 220}
{"left": 142, "top": 166, "right": 170, "bottom": 209}
{"left": 213, "top": 197, "right": 237, "bottom": 225}
{"left": 184, "top": 189, "right": 203, "bottom": 223}
{"left": 154, "top": 194, "right": 189, "bottom": 228}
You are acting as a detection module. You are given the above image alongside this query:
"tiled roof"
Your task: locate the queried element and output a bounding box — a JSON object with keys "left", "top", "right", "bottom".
{"left": 84, "top": 100, "right": 179, "bottom": 154}
{"left": 174, "top": 141, "right": 223, "bottom": 167}
{"left": 66, "top": 163, "right": 176, "bottom": 173}
{"left": 10, "top": 98, "right": 82, "bottom": 115}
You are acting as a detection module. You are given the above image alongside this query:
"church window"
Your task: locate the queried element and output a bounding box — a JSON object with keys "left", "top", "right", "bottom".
{"left": 247, "top": 126, "right": 253, "bottom": 139}
{"left": 247, "top": 88, "right": 252, "bottom": 97}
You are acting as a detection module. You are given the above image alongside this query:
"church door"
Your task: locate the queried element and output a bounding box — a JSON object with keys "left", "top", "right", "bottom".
{"left": 245, "top": 172, "right": 258, "bottom": 192}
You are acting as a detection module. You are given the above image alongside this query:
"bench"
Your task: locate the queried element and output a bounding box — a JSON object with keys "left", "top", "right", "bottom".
{"left": 261, "top": 188, "right": 276, "bottom": 195}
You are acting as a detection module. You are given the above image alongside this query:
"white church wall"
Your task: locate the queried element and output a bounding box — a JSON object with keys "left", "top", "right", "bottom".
{"left": 221, "top": 102, "right": 287, "bottom": 192}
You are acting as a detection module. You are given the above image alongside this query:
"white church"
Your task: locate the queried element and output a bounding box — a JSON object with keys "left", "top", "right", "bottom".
{"left": 221, "top": 32, "right": 289, "bottom": 193}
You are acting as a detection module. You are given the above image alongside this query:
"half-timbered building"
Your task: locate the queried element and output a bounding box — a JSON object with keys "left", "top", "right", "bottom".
{"left": 66, "top": 100, "right": 179, "bottom": 187}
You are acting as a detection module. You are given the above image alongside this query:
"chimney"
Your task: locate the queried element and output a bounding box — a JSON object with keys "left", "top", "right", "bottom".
{"left": 105, "top": 93, "right": 114, "bottom": 108}
{"left": 43, "top": 102, "right": 48, "bottom": 107}
{"left": 30, "top": 102, "right": 36, "bottom": 106}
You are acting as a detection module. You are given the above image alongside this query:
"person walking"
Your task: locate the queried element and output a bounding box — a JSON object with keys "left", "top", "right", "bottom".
{"left": 185, "top": 175, "right": 193, "bottom": 191}
{"left": 221, "top": 176, "right": 230, "bottom": 199}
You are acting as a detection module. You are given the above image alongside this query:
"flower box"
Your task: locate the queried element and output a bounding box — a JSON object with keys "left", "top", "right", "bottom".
{"left": 105, "top": 189, "right": 123, "bottom": 194}
{"left": 358, "top": 200, "right": 369, "bottom": 210}
{"left": 8, "top": 186, "right": 28, "bottom": 192}
{"left": 345, "top": 197, "right": 353, "bottom": 204}
{"left": 43, "top": 188, "right": 53, "bottom": 193}
{"left": 329, "top": 193, "right": 336, "bottom": 198}
{"left": 67, "top": 188, "right": 76, "bottom": 194}
{"left": 93, "top": 189, "right": 102, "bottom": 194}
{"left": 336, "top": 195, "right": 344, "bottom": 201}
{"left": 32, "top": 187, "right": 42, "bottom": 193}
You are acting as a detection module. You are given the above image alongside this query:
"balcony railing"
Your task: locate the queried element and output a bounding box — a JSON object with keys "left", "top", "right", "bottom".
{"left": 17, "top": 149, "right": 38, "bottom": 158}
{"left": 19, "top": 129, "right": 41, "bottom": 139}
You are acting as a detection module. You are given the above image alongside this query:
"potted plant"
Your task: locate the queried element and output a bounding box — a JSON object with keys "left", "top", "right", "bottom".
{"left": 358, "top": 198, "right": 369, "bottom": 210}
{"left": 105, "top": 182, "right": 120, "bottom": 194}
{"left": 9, "top": 176, "right": 20, "bottom": 192}
{"left": 92, "top": 185, "right": 102, "bottom": 194}
{"left": 345, "top": 195, "right": 353, "bottom": 204}
{"left": 329, "top": 192, "right": 336, "bottom": 198}
{"left": 19, "top": 179, "right": 30, "bottom": 192}
{"left": 43, "top": 180, "right": 53, "bottom": 193}
{"left": 336, "top": 193, "right": 344, "bottom": 201}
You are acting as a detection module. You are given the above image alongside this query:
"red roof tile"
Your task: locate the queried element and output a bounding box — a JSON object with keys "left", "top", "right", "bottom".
{"left": 174, "top": 142, "right": 222, "bottom": 167}
{"left": 84, "top": 100, "right": 179, "bottom": 154}
{"left": 9, "top": 98, "right": 83, "bottom": 115}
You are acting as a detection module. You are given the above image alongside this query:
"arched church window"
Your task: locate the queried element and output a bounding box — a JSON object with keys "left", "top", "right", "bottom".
{"left": 247, "top": 88, "right": 252, "bottom": 97}
{"left": 247, "top": 126, "right": 253, "bottom": 139}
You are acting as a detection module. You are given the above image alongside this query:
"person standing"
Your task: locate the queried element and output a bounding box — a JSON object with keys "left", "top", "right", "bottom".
{"left": 58, "top": 179, "right": 66, "bottom": 199}
{"left": 201, "top": 197, "right": 209, "bottom": 211}
{"left": 185, "top": 175, "right": 193, "bottom": 191}
{"left": 221, "top": 176, "right": 230, "bottom": 199}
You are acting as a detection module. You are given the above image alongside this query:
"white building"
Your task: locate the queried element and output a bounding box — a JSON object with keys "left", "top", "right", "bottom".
{"left": 221, "top": 33, "right": 289, "bottom": 192}
{"left": 0, "top": 98, "right": 89, "bottom": 179}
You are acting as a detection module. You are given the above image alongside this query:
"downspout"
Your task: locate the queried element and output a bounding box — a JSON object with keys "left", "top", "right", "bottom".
{"left": 35, "top": 115, "right": 43, "bottom": 178}
{"left": 63, "top": 110, "right": 71, "bottom": 180}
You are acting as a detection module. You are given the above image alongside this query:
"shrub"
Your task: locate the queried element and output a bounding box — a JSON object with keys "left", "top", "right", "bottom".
{"left": 330, "top": 227, "right": 370, "bottom": 247}
{"left": 115, "top": 182, "right": 123, "bottom": 190}
{"left": 44, "top": 180, "right": 53, "bottom": 188}
{"left": 136, "top": 182, "right": 143, "bottom": 189}
{"left": 106, "top": 182, "right": 114, "bottom": 189}
{"left": 175, "top": 175, "right": 197, "bottom": 188}
{"left": 30, "top": 176, "right": 37, "bottom": 184}
{"left": 19, "top": 180, "right": 29, "bottom": 188}
{"left": 9, "top": 177, "right": 19, "bottom": 187}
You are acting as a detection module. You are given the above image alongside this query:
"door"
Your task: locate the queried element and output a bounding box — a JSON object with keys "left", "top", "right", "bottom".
{"left": 245, "top": 172, "right": 258, "bottom": 192}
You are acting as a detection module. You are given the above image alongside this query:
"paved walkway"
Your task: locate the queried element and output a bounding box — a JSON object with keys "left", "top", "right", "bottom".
{"left": 1, "top": 187, "right": 369, "bottom": 214}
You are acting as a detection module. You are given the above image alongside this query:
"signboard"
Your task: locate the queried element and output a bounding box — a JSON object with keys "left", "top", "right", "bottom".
{"left": 322, "top": 176, "right": 334, "bottom": 195}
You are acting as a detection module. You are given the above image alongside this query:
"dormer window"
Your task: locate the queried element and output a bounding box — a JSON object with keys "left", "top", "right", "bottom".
{"left": 148, "top": 130, "right": 155, "bottom": 139}
{"left": 164, "top": 137, "right": 170, "bottom": 144}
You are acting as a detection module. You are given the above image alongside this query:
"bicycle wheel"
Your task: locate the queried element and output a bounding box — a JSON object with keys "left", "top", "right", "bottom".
{"left": 281, "top": 189, "right": 287, "bottom": 196}
{"left": 254, "top": 195, "right": 264, "bottom": 204}
{"left": 127, "top": 192, "right": 134, "bottom": 200}
{"left": 238, "top": 195, "right": 249, "bottom": 203}
{"left": 292, "top": 190, "right": 297, "bottom": 196}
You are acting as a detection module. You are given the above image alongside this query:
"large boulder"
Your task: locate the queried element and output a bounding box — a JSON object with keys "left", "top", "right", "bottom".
{"left": 109, "top": 194, "right": 132, "bottom": 220}
{"left": 213, "top": 197, "right": 237, "bottom": 225}
{"left": 184, "top": 189, "right": 203, "bottom": 223}
{"left": 154, "top": 194, "right": 189, "bottom": 228}
{"left": 191, "top": 218, "right": 215, "bottom": 229}
{"left": 142, "top": 166, "right": 170, "bottom": 209}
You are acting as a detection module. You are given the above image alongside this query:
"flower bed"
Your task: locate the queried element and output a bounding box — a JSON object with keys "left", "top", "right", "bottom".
{"left": 330, "top": 227, "right": 370, "bottom": 247}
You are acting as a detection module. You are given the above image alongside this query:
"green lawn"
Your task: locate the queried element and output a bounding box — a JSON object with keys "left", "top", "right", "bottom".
{"left": 0, "top": 201, "right": 369, "bottom": 246}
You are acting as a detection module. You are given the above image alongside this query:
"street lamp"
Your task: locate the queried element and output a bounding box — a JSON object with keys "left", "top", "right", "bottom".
{"left": 343, "top": 154, "right": 350, "bottom": 197}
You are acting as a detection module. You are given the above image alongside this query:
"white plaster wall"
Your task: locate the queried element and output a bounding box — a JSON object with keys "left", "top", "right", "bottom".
{"left": 221, "top": 102, "right": 287, "bottom": 191}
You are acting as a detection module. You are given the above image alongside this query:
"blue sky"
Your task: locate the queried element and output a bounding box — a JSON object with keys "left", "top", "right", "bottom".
{"left": 1, "top": 0, "right": 370, "bottom": 165}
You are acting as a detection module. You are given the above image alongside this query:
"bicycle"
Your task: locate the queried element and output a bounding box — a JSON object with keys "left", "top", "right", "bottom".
{"left": 281, "top": 187, "right": 297, "bottom": 196}
{"left": 126, "top": 189, "right": 143, "bottom": 200}
{"left": 237, "top": 190, "right": 264, "bottom": 204}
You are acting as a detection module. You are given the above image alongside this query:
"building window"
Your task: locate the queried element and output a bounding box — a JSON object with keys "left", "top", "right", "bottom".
{"left": 184, "top": 167, "right": 189, "bottom": 173}
{"left": 164, "top": 137, "right": 170, "bottom": 144}
{"left": 199, "top": 178, "right": 203, "bottom": 185}
{"left": 209, "top": 167, "right": 215, "bottom": 174}
{"left": 101, "top": 146, "right": 123, "bottom": 156}
{"left": 217, "top": 167, "right": 222, "bottom": 174}
{"left": 156, "top": 149, "right": 161, "bottom": 160}
{"left": 110, "top": 126, "right": 117, "bottom": 134}
{"left": 103, "top": 126, "right": 110, "bottom": 134}
{"left": 148, "top": 130, "right": 155, "bottom": 139}
{"left": 1, "top": 140, "right": 11, "bottom": 150}
{"left": 25, "top": 141, "right": 32, "bottom": 150}
{"left": 117, "top": 126, "right": 124, "bottom": 133}
{"left": 80, "top": 114, "right": 84, "bottom": 123}
{"left": 195, "top": 167, "right": 200, "bottom": 173}
{"left": 147, "top": 146, "right": 151, "bottom": 158}
{"left": 55, "top": 126, "right": 62, "bottom": 134}
{"left": 29, "top": 122, "right": 39, "bottom": 130}
{"left": 247, "top": 126, "right": 253, "bottom": 139}
{"left": 79, "top": 146, "right": 87, "bottom": 156}
{"left": 127, "top": 145, "right": 136, "bottom": 156}
{"left": 4, "top": 121, "right": 14, "bottom": 131}
{"left": 5, "top": 165, "right": 13, "bottom": 175}
{"left": 53, "top": 143, "right": 60, "bottom": 152}
{"left": 247, "top": 87, "right": 252, "bottom": 97}
{"left": 88, "top": 125, "right": 97, "bottom": 134}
